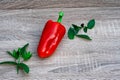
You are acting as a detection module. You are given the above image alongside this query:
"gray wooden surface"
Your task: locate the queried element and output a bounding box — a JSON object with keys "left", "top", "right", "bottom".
{"left": 0, "top": 0, "right": 120, "bottom": 80}
{"left": 0, "top": 0, "right": 120, "bottom": 9}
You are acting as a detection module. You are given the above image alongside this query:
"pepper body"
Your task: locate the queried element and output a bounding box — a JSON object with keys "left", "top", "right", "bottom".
{"left": 37, "top": 14, "right": 66, "bottom": 58}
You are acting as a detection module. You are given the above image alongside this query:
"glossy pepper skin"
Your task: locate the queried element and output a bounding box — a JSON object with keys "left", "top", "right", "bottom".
{"left": 37, "top": 11, "right": 66, "bottom": 58}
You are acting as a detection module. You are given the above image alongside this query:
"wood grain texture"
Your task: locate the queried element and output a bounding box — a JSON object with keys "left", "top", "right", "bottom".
{"left": 0, "top": 0, "right": 120, "bottom": 9}
{"left": 0, "top": 7, "right": 120, "bottom": 80}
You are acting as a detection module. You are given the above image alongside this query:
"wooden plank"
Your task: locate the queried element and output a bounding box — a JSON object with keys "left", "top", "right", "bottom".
{"left": 0, "top": 0, "right": 120, "bottom": 9}
{"left": 0, "top": 7, "right": 120, "bottom": 80}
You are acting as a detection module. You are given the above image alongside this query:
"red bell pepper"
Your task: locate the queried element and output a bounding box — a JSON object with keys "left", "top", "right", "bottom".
{"left": 37, "top": 11, "right": 66, "bottom": 58}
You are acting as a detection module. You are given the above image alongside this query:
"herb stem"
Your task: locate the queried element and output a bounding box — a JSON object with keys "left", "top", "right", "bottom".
{"left": 17, "top": 56, "right": 20, "bottom": 74}
{"left": 18, "top": 56, "right": 20, "bottom": 64}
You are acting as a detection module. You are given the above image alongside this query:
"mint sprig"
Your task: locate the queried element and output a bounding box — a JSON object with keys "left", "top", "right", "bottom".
{"left": 0, "top": 43, "right": 32, "bottom": 74}
{"left": 68, "top": 19, "right": 95, "bottom": 40}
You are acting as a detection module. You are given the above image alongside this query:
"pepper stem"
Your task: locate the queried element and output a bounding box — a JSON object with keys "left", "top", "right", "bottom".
{"left": 57, "top": 11, "right": 64, "bottom": 23}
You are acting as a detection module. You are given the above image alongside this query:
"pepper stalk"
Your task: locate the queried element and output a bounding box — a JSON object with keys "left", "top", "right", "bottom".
{"left": 57, "top": 11, "right": 64, "bottom": 23}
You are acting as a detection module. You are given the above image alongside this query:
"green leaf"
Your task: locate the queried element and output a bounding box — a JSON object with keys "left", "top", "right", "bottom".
{"left": 26, "top": 52, "right": 32, "bottom": 60}
{"left": 17, "top": 48, "right": 21, "bottom": 56}
{"left": 7, "top": 51, "right": 15, "bottom": 58}
{"left": 22, "top": 51, "right": 32, "bottom": 61}
{"left": 13, "top": 50, "right": 19, "bottom": 59}
{"left": 87, "top": 19, "right": 95, "bottom": 29}
{"left": 68, "top": 27, "right": 76, "bottom": 39}
{"left": 0, "top": 61, "right": 17, "bottom": 65}
{"left": 76, "top": 34, "right": 92, "bottom": 40}
{"left": 18, "top": 63, "right": 29, "bottom": 73}
{"left": 20, "top": 43, "right": 32, "bottom": 60}
{"left": 83, "top": 27, "right": 88, "bottom": 33}
{"left": 7, "top": 50, "right": 19, "bottom": 59}
{"left": 20, "top": 43, "right": 29, "bottom": 55}
{"left": 72, "top": 24, "right": 81, "bottom": 34}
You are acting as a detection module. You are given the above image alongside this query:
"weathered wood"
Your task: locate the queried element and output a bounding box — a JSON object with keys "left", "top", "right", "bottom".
{"left": 0, "top": 7, "right": 120, "bottom": 80}
{"left": 0, "top": 0, "right": 120, "bottom": 9}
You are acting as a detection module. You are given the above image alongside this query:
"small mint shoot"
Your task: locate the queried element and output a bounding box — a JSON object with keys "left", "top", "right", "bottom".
{"left": 67, "top": 19, "right": 95, "bottom": 40}
{"left": 0, "top": 43, "right": 32, "bottom": 74}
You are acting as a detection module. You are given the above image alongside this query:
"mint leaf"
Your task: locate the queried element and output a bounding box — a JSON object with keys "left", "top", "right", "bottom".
{"left": 7, "top": 51, "right": 15, "bottom": 58}
{"left": 0, "top": 61, "right": 17, "bottom": 65}
{"left": 87, "top": 19, "right": 95, "bottom": 29}
{"left": 22, "top": 51, "right": 32, "bottom": 61}
{"left": 20, "top": 43, "right": 29, "bottom": 55}
{"left": 18, "top": 63, "right": 29, "bottom": 73}
{"left": 72, "top": 24, "right": 81, "bottom": 34}
{"left": 76, "top": 34, "right": 92, "bottom": 40}
{"left": 16, "top": 48, "right": 21, "bottom": 56}
{"left": 13, "top": 50, "right": 19, "bottom": 58}
{"left": 68, "top": 27, "right": 76, "bottom": 39}
{"left": 7, "top": 51, "right": 19, "bottom": 59}
{"left": 19, "top": 43, "right": 32, "bottom": 60}
{"left": 83, "top": 27, "right": 88, "bottom": 33}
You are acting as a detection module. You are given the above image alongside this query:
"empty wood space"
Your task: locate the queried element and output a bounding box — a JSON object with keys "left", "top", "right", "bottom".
{"left": 0, "top": 0, "right": 120, "bottom": 9}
